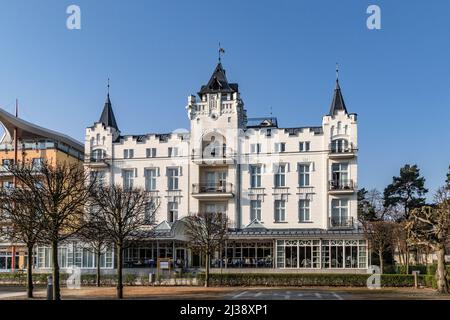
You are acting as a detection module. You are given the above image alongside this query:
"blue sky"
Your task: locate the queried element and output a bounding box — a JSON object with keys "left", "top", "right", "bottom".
{"left": 0, "top": 0, "right": 449, "bottom": 197}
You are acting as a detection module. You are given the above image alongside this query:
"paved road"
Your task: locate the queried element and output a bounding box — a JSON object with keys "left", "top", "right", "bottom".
{"left": 1, "top": 286, "right": 448, "bottom": 300}
{"left": 224, "top": 289, "right": 345, "bottom": 300}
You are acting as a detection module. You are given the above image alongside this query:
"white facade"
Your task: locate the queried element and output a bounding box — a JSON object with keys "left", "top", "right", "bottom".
{"left": 82, "top": 62, "right": 367, "bottom": 271}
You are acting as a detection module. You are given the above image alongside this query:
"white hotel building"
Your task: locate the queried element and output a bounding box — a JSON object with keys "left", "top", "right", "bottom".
{"left": 39, "top": 62, "right": 368, "bottom": 273}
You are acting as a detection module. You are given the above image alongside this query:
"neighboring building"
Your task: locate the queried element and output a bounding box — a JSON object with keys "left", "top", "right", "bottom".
{"left": 0, "top": 107, "right": 84, "bottom": 272}
{"left": 79, "top": 62, "right": 368, "bottom": 273}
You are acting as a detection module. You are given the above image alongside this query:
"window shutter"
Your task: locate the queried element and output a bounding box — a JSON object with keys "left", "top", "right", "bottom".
{"left": 157, "top": 167, "right": 160, "bottom": 177}
{"left": 286, "top": 163, "right": 290, "bottom": 172}
{"left": 134, "top": 168, "right": 138, "bottom": 177}
{"left": 179, "top": 166, "right": 183, "bottom": 176}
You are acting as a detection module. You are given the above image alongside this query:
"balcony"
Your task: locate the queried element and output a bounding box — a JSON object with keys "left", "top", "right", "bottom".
{"left": 328, "top": 179, "right": 356, "bottom": 194}
{"left": 329, "top": 217, "right": 354, "bottom": 230}
{"left": 85, "top": 157, "right": 110, "bottom": 168}
{"left": 192, "top": 182, "right": 234, "bottom": 199}
{"left": 329, "top": 143, "right": 357, "bottom": 159}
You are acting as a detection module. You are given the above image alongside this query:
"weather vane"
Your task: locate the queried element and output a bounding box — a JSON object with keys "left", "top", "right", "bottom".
{"left": 107, "top": 78, "right": 110, "bottom": 95}
{"left": 218, "top": 42, "right": 225, "bottom": 62}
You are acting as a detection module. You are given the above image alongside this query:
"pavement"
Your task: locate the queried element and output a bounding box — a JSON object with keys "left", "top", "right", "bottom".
{"left": 1, "top": 285, "right": 449, "bottom": 300}
{"left": 0, "top": 286, "right": 45, "bottom": 299}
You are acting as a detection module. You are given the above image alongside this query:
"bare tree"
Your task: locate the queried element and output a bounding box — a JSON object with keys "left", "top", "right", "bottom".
{"left": 392, "top": 221, "right": 409, "bottom": 266}
{"left": 8, "top": 161, "right": 95, "bottom": 300}
{"left": 0, "top": 187, "right": 44, "bottom": 298}
{"left": 406, "top": 187, "right": 450, "bottom": 294}
{"left": 363, "top": 220, "right": 396, "bottom": 274}
{"left": 78, "top": 209, "right": 111, "bottom": 287}
{"left": 89, "top": 184, "right": 156, "bottom": 299}
{"left": 184, "top": 212, "right": 229, "bottom": 287}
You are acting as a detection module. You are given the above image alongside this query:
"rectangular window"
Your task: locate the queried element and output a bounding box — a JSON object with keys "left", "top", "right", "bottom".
{"left": 2, "top": 159, "right": 12, "bottom": 168}
{"left": 145, "top": 168, "right": 157, "bottom": 191}
{"left": 331, "top": 163, "right": 349, "bottom": 184}
{"left": 250, "top": 165, "right": 262, "bottom": 188}
{"left": 298, "top": 164, "right": 310, "bottom": 187}
{"left": 168, "top": 147, "right": 179, "bottom": 157}
{"left": 274, "top": 143, "right": 286, "bottom": 153}
{"left": 274, "top": 200, "right": 286, "bottom": 222}
{"left": 250, "top": 200, "right": 262, "bottom": 221}
{"left": 123, "top": 170, "right": 134, "bottom": 190}
{"left": 250, "top": 143, "right": 261, "bottom": 154}
{"left": 124, "top": 149, "right": 134, "bottom": 159}
{"left": 167, "top": 168, "right": 179, "bottom": 190}
{"left": 331, "top": 199, "right": 349, "bottom": 225}
{"left": 274, "top": 164, "right": 286, "bottom": 187}
{"left": 168, "top": 202, "right": 178, "bottom": 222}
{"left": 299, "top": 141, "right": 310, "bottom": 152}
{"left": 91, "top": 171, "right": 105, "bottom": 187}
{"left": 32, "top": 158, "right": 43, "bottom": 170}
{"left": 146, "top": 148, "right": 157, "bottom": 158}
{"left": 145, "top": 201, "right": 156, "bottom": 224}
{"left": 299, "top": 199, "right": 310, "bottom": 222}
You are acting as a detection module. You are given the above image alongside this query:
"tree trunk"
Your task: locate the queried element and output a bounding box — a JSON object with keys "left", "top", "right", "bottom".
{"left": 405, "top": 244, "right": 410, "bottom": 274}
{"left": 96, "top": 250, "right": 101, "bottom": 287}
{"left": 204, "top": 253, "right": 210, "bottom": 288}
{"left": 436, "top": 243, "right": 449, "bottom": 294}
{"left": 378, "top": 250, "right": 384, "bottom": 274}
{"left": 116, "top": 243, "right": 123, "bottom": 299}
{"left": 52, "top": 241, "right": 61, "bottom": 300}
{"left": 26, "top": 245, "right": 34, "bottom": 299}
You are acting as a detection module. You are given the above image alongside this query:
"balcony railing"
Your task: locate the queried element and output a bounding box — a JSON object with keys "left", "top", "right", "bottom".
{"left": 329, "top": 179, "right": 355, "bottom": 191}
{"left": 86, "top": 157, "right": 111, "bottom": 166}
{"left": 329, "top": 217, "right": 354, "bottom": 229}
{"left": 192, "top": 182, "right": 233, "bottom": 194}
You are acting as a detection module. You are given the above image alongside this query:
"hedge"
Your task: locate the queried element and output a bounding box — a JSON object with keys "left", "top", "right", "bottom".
{"left": 196, "top": 273, "right": 427, "bottom": 287}
{"left": 380, "top": 264, "right": 450, "bottom": 275}
{"left": 0, "top": 272, "right": 198, "bottom": 286}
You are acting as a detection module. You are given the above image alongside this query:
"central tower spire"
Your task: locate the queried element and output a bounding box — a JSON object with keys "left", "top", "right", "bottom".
{"left": 99, "top": 79, "right": 119, "bottom": 131}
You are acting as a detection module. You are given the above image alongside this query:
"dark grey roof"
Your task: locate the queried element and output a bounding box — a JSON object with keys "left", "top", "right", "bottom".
{"left": 246, "top": 117, "right": 278, "bottom": 128}
{"left": 99, "top": 94, "right": 119, "bottom": 131}
{"left": 0, "top": 107, "right": 84, "bottom": 152}
{"left": 227, "top": 228, "right": 364, "bottom": 239}
{"left": 198, "top": 63, "right": 238, "bottom": 95}
{"left": 283, "top": 127, "right": 324, "bottom": 136}
{"left": 329, "top": 80, "right": 348, "bottom": 115}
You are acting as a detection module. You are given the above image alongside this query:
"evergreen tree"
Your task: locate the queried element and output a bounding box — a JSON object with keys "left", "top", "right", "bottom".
{"left": 383, "top": 164, "right": 428, "bottom": 221}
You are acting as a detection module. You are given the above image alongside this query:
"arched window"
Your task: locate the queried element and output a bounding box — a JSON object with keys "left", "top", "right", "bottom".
{"left": 92, "top": 149, "right": 106, "bottom": 161}
{"left": 331, "top": 139, "right": 349, "bottom": 153}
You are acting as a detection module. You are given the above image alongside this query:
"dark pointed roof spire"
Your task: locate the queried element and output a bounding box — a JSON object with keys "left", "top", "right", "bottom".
{"left": 99, "top": 79, "right": 119, "bottom": 131}
{"left": 329, "top": 64, "right": 348, "bottom": 116}
{"left": 198, "top": 62, "right": 238, "bottom": 95}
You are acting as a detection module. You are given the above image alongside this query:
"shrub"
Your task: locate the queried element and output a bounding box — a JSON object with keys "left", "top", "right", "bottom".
{"left": 426, "top": 264, "right": 450, "bottom": 276}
